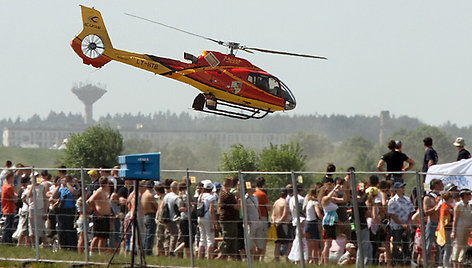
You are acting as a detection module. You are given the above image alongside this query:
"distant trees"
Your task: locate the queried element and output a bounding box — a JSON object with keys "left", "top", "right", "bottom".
{"left": 61, "top": 125, "right": 123, "bottom": 168}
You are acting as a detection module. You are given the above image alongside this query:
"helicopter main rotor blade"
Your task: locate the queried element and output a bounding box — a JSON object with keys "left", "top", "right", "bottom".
{"left": 124, "top": 13, "right": 223, "bottom": 45}
{"left": 244, "top": 47, "right": 327, "bottom": 60}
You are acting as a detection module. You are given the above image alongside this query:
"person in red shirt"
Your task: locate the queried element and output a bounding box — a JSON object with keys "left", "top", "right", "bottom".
{"left": 1, "top": 171, "right": 17, "bottom": 245}
{"left": 254, "top": 177, "right": 271, "bottom": 261}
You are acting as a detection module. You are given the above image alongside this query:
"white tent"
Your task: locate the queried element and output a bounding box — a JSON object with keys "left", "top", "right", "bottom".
{"left": 425, "top": 158, "right": 472, "bottom": 190}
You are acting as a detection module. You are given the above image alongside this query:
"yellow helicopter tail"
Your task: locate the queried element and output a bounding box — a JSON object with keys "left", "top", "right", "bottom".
{"left": 70, "top": 5, "right": 114, "bottom": 68}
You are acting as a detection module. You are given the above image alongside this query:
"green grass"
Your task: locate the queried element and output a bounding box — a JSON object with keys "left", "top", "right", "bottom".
{"left": 0, "top": 244, "right": 357, "bottom": 268}
{"left": 0, "top": 147, "right": 63, "bottom": 169}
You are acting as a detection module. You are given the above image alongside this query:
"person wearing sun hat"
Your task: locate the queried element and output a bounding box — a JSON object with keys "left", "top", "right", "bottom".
{"left": 453, "top": 137, "right": 471, "bottom": 161}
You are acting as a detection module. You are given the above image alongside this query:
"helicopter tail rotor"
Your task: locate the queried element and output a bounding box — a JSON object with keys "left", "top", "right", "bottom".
{"left": 71, "top": 5, "right": 114, "bottom": 68}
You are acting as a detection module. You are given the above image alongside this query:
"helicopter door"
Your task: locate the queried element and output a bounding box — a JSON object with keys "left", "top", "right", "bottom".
{"left": 247, "top": 73, "right": 281, "bottom": 97}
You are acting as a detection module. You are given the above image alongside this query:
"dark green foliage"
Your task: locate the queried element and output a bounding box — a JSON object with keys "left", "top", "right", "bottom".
{"left": 220, "top": 144, "right": 259, "bottom": 172}
{"left": 61, "top": 125, "right": 123, "bottom": 168}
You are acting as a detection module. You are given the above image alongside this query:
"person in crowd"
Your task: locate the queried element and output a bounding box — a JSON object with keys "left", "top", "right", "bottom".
{"left": 162, "top": 181, "right": 180, "bottom": 256}
{"left": 197, "top": 180, "right": 217, "bottom": 259}
{"left": 0, "top": 160, "right": 13, "bottom": 189}
{"left": 377, "top": 140, "right": 415, "bottom": 182}
{"left": 100, "top": 166, "right": 117, "bottom": 192}
{"left": 174, "top": 181, "right": 193, "bottom": 258}
{"left": 304, "top": 187, "right": 322, "bottom": 264}
{"left": 453, "top": 137, "right": 471, "bottom": 161}
{"left": 218, "top": 177, "right": 240, "bottom": 260}
{"left": 319, "top": 182, "right": 346, "bottom": 265}
{"left": 271, "top": 188, "right": 292, "bottom": 262}
{"left": 338, "top": 243, "right": 357, "bottom": 265}
{"left": 27, "top": 171, "right": 49, "bottom": 246}
{"left": 365, "top": 186, "right": 381, "bottom": 264}
{"left": 140, "top": 180, "right": 158, "bottom": 255}
{"left": 355, "top": 183, "right": 372, "bottom": 266}
{"left": 85, "top": 170, "right": 100, "bottom": 200}
{"left": 52, "top": 173, "right": 78, "bottom": 250}
{"left": 87, "top": 176, "right": 112, "bottom": 254}
{"left": 288, "top": 183, "right": 307, "bottom": 264}
{"left": 154, "top": 183, "right": 167, "bottom": 256}
{"left": 377, "top": 179, "right": 392, "bottom": 266}
{"left": 253, "top": 177, "right": 270, "bottom": 261}
{"left": 423, "top": 137, "right": 438, "bottom": 179}
{"left": 436, "top": 191, "right": 455, "bottom": 268}
{"left": 334, "top": 177, "right": 351, "bottom": 240}
{"left": 75, "top": 196, "right": 88, "bottom": 254}
{"left": 16, "top": 176, "right": 31, "bottom": 247}
{"left": 423, "top": 178, "right": 444, "bottom": 265}
{"left": 451, "top": 189, "right": 472, "bottom": 268}
{"left": 111, "top": 165, "right": 125, "bottom": 193}
{"left": 1, "top": 171, "right": 17, "bottom": 245}
{"left": 322, "top": 163, "right": 336, "bottom": 184}
{"left": 245, "top": 182, "right": 259, "bottom": 259}
{"left": 328, "top": 233, "right": 348, "bottom": 263}
{"left": 388, "top": 182, "right": 415, "bottom": 266}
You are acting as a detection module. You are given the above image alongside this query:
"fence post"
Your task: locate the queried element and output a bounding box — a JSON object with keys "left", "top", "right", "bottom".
{"left": 80, "top": 167, "right": 89, "bottom": 263}
{"left": 238, "top": 170, "right": 252, "bottom": 268}
{"left": 416, "top": 171, "right": 428, "bottom": 267}
{"left": 185, "top": 169, "right": 194, "bottom": 268}
{"left": 290, "top": 170, "right": 305, "bottom": 268}
{"left": 31, "top": 167, "right": 40, "bottom": 261}
{"left": 349, "top": 170, "right": 364, "bottom": 268}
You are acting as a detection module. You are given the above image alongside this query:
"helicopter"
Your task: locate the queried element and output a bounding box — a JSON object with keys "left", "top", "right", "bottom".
{"left": 71, "top": 6, "right": 326, "bottom": 119}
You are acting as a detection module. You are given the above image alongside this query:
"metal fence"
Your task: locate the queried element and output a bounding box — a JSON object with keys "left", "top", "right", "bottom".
{"left": 0, "top": 167, "right": 467, "bottom": 267}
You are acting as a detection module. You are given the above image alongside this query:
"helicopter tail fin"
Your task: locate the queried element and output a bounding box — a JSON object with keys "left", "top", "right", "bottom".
{"left": 70, "top": 5, "right": 114, "bottom": 68}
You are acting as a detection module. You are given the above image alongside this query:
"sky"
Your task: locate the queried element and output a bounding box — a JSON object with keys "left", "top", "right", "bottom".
{"left": 2, "top": 1, "right": 472, "bottom": 127}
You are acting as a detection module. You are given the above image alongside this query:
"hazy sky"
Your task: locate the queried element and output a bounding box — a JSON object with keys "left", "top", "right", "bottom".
{"left": 2, "top": 1, "right": 472, "bottom": 126}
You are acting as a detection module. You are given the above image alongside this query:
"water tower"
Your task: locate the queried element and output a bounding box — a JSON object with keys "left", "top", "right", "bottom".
{"left": 72, "top": 83, "right": 107, "bottom": 125}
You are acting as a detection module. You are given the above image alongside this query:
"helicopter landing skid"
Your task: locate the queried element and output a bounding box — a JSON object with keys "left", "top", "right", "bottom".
{"left": 192, "top": 93, "right": 271, "bottom": 120}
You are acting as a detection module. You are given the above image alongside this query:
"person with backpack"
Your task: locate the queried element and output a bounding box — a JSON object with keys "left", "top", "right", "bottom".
{"left": 197, "top": 181, "right": 216, "bottom": 259}
{"left": 160, "top": 181, "right": 180, "bottom": 256}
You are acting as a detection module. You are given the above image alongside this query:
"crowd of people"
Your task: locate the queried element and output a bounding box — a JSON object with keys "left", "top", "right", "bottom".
{"left": 0, "top": 136, "right": 471, "bottom": 267}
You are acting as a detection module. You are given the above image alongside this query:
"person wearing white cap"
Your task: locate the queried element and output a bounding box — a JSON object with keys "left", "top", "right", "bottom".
{"left": 453, "top": 137, "right": 471, "bottom": 161}
{"left": 197, "top": 180, "right": 216, "bottom": 259}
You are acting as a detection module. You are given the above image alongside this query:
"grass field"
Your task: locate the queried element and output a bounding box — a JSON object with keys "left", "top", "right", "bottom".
{"left": 0, "top": 244, "right": 353, "bottom": 268}
{"left": 0, "top": 147, "right": 63, "bottom": 169}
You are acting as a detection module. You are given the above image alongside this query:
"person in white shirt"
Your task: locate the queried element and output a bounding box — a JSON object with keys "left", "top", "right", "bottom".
{"left": 197, "top": 181, "right": 216, "bottom": 259}
{"left": 305, "top": 187, "right": 323, "bottom": 264}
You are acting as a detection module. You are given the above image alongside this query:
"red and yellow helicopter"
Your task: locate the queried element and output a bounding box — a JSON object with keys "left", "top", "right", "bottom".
{"left": 71, "top": 6, "right": 326, "bottom": 119}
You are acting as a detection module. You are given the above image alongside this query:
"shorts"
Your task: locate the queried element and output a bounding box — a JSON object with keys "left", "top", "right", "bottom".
{"left": 305, "top": 220, "right": 320, "bottom": 240}
{"left": 93, "top": 215, "right": 111, "bottom": 238}
{"left": 323, "top": 225, "right": 336, "bottom": 240}
{"left": 76, "top": 217, "right": 84, "bottom": 233}
{"left": 18, "top": 210, "right": 29, "bottom": 236}
{"left": 253, "top": 218, "right": 268, "bottom": 250}
{"left": 275, "top": 222, "right": 294, "bottom": 244}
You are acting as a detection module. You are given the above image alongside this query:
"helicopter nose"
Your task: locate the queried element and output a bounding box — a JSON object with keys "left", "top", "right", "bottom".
{"left": 285, "top": 100, "right": 296, "bottom": 110}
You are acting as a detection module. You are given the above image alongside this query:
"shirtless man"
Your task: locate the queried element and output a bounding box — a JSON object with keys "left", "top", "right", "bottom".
{"left": 423, "top": 178, "right": 444, "bottom": 264}
{"left": 87, "top": 176, "right": 112, "bottom": 253}
{"left": 271, "top": 188, "right": 292, "bottom": 261}
{"left": 141, "top": 181, "right": 159, "bottom": 255}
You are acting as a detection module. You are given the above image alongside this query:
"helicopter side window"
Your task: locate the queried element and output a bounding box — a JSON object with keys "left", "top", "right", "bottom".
{"left": 248, "top": 73, "right": 281, "bottom": 97}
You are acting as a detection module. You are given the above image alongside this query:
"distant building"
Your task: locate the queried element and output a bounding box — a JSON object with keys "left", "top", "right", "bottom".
{"left": 2, "top": 126, "right": 291, "bottom": 149}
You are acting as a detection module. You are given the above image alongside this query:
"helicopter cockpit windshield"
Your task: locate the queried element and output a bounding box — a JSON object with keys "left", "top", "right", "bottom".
{"left": 280, "top": 81, "right": 296, "bottom": 110}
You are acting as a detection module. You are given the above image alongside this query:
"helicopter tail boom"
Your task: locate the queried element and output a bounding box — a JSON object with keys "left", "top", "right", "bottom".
{"left": 70, "top": 5, "right": 114, "bottom": 68}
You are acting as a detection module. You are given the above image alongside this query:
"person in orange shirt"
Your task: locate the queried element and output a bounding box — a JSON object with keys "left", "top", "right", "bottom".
{"left": 254, "top": 177, "right": 271, "bottom": 261}
{"left": 1, "top": 171, "right": 17, "bottom": 245}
